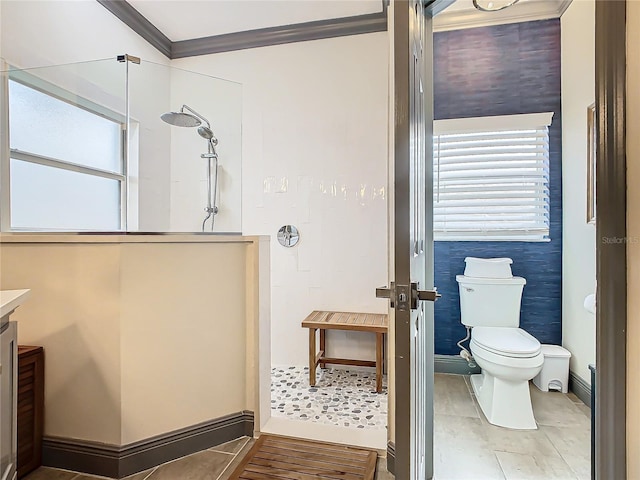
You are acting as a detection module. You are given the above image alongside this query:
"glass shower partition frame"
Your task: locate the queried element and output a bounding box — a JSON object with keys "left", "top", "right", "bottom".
{"left": 0, "top": 58, "right": 128, "bottom": 232}
{"left": 1, "top": 56, "right": 243, "bottom": 234}
{"left": 126, "top": 59, "right": 243, "bottom": 234}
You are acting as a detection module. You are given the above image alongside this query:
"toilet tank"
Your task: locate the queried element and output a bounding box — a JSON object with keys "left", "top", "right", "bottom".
{"left": 456, "top": 275, "right": 526, "bottom": 327}
{"left": 464, "top": 257, "right": 513, "bottom": 278}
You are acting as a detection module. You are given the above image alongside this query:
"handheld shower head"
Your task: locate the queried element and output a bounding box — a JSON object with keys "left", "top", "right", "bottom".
{"left": 198, "top": 126, "right": 219, "bottom": 146}
{"left": 197, "top": 126, "right": 214, "bottom": 140}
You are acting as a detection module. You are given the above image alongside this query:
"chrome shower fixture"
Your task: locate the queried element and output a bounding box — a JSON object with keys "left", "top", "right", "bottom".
{"left": 160, "top": 104, "right": 204, "bottom": 127}
{"left": 197, "top": 126, "right": 219, "bottom": 148}
{"left": 161, "top": 104, "right": 220, "bottom": 232}
{"left": 160, "top": 111, "right": 201, "bottom": 127}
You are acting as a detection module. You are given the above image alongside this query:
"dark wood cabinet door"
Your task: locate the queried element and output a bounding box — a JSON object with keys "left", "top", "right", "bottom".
{"left": 17, "top": 346, "right": 44, "bottom": 479}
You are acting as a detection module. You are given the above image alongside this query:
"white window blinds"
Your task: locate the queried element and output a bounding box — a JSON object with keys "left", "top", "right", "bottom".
{"left": 433, "top": 112, "right": 553, "bottom": 242}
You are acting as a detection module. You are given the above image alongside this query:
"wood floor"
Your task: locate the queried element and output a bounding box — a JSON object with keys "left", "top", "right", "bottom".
{"left": 228, "top": 434, "right": 378, "bottom": 480}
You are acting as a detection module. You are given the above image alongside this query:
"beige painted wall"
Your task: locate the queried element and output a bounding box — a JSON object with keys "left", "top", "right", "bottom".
{"left": 246, "top": 237, "right": 272, "bottom": 432}
{"left": 626, "top": 1, "right": 640, "bottom": 477}
{"left": 0, "top": 235, "right": 268, "bottom": 445}
{"left": 118, "top": 242, "right": 248, "bottom": 444}
{"left": 561, "top": 0, "right": 596, "bottom": 384}
{"left": 0, "top": 243, "right": 123, "bottom": 443}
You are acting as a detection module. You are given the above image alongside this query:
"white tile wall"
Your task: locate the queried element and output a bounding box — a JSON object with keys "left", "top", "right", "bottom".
{"left": 173, "top": 32, "right": 390, "bottom": 366}
{"left": 168, "top": 67, "right": 243, "bottom": 233}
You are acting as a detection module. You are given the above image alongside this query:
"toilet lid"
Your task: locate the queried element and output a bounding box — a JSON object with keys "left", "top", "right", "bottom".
{"left": 472, "top": 327, "right": 541, "bottom": 357}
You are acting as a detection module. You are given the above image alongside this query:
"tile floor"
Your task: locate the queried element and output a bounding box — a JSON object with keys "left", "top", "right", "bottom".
{"left": 24, "top": 436, "right": 393, "bottom": 480}
{"left": 25, "top": 373, "right": 590, "bottom": 480}
{"left": 433, "top": 373, "right": 591, "bottom": 480}
{"left": 271, "top": 366, "right": 388, "bottom": 429}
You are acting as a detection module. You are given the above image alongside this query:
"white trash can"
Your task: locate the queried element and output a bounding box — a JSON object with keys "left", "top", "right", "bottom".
{"left": 533, "top": 344, "right": 571, "bottom": 393}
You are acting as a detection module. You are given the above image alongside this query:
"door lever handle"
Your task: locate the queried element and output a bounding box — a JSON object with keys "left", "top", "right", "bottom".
{"left": 376, "top": 283, "right": 395, "bottom": 308}
{"left": 411, "top": 282, "right": 441, "bottom": 307}
{"left": 377, "top": 283, "right": 440, "bottom": 310}
{"left": 376, "top": 287, "right": 392, "bottom": 298}
{"left": 417, "top": 289, "right": 441, "bottom": 302}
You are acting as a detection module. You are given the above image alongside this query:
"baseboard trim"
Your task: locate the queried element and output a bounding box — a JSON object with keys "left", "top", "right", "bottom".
{"left": 386, "top": 441, "right": 395, "bottom": 475}
{"left": 43, "top": 411, "right": 254, "bottom": 479}
{"left": 569, "top": 371, "right": 591, "bottom": 407}
{"left": 434, "top": 354, "right": 481, "bottom": 375}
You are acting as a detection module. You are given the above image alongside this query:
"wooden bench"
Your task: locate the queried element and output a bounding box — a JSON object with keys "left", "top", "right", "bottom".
{"left": 301, "top": 310, "right": 389, "bottom": 393}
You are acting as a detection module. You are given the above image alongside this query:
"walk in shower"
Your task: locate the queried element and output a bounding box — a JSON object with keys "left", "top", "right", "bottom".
{"left": 0, "top": 55, "right": 242, "bottom": 233}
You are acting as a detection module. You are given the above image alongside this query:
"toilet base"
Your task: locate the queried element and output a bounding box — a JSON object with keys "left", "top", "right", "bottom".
{"left": 470, "top": 373, "right": 537, "bottom": 430}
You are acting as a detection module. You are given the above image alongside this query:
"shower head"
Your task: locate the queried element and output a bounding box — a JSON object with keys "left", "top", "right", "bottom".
{"left": 161, "top": 111, "right": 201, "bottom": 128}
{"left": 198, "top": 126, "right": 214, "bottom": 140}
{"left": 199, "top": 127, "right": 219, "bottom": 148}
{"left": 162, "top": 104, "right": 217, "bottom": 146}
{"left": 161, "top": 104, "right": 210, "bottom": 129}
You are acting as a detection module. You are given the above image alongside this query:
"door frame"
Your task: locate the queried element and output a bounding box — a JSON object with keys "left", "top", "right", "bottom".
{"left": 594, "top": 1, "right": 627, "bottom": 479}
{"left": 388, "top": 1, "right": 424, "bottom": 476}
{"left": 388, "top": 1, "right": 627, "bottom": 478}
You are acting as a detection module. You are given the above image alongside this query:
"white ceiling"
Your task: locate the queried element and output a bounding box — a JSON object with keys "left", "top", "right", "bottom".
{"left": 129, "top": 0, "right": 383, "bottom": 41}
{"left": 435, "top": 0, "right": 571, "bottom": 31}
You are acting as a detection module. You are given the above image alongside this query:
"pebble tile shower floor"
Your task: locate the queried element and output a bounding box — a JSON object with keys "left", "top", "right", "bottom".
{"left": 270, "top": 366, "right": 388, "bottom": 429}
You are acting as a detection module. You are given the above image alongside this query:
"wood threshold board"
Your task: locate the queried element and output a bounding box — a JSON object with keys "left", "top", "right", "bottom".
{"left": 228, "top": 434, "right": 378, "bottom": 480}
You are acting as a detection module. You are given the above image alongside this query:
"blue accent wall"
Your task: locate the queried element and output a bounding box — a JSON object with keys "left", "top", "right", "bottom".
{"left": 433, "top": 19, "right": 562, "bottom": 355}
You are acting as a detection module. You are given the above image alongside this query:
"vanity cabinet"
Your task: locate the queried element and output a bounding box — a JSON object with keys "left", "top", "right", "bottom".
{"left": 0, "top": 291, "right": 30, "bottom": 480}
{"left": 0, "top": 322, "right": 18, "bottom": 480}
{"left": 17, "top": 347, "right": 43, "bottom": 479}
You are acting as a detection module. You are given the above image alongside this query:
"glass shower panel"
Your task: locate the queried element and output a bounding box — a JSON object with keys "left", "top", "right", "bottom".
{"left": 125, "top": 59, "right": 172, "bottom": 232}
{"left": 127, "top": 60, "right": 243, "bottom": 233}
{"left": 10, "top": 159, "right": 121, "bottom": 231}
{"left": 8, "top": 79, "right": 122, "bottom": 173}
{"left": 2, "top": 59, "right": 127, "bottom": 231}
{"left": 2, "top": 57, "right": 242, "bottom": 234}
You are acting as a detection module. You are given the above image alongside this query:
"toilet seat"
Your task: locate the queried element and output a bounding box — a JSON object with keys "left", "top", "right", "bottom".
{"left": 471, "top": 326, "right": 541, "bottom": 358}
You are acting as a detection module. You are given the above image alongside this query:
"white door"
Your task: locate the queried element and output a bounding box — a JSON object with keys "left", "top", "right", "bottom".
{"left": 377, "top": 1, "right": 443, "bottom": 479}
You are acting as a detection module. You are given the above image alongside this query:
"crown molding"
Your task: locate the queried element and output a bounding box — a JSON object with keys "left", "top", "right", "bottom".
{"left": 97, "top": 0, "right": 172, "bottom": 58}
{"left": 172, "top": 11, "right": 387, "bottom": 59}
{"left": 98, "top": 0, "right": 387, "bottom": 60}
{"left": 433, "top": 0, "right": 572, "bottom": 32}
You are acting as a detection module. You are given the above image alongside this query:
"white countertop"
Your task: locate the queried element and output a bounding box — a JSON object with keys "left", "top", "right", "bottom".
{"left": 0, "top": 289, "right": 30, "bottom": 318}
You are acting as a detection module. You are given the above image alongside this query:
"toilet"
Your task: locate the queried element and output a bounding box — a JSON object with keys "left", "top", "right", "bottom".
{"left": 457, "top": 257, "right": 543, "bottom": 430}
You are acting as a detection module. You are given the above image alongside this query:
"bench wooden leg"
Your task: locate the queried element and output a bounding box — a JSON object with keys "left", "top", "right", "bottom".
{"left": 376, "top": 332, "right": 383, "bottom": 393}
{"left": 309, "top": 328, "right": 317, "bottom": 387}
{"left": 319, "top": 329, "right": 326, "bottom": 369}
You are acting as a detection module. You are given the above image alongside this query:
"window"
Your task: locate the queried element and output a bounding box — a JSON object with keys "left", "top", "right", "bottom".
{"left": 433, "top": 113, "right": 553, "bottom": 242}
{"left": 6, "top": 77, "right": 126, "bottom": 231}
